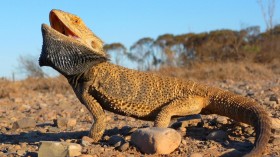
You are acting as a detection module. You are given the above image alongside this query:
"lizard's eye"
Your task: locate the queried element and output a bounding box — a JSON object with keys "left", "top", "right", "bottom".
{"left": 73, "top": 17, "right": 80, "bottom": 24}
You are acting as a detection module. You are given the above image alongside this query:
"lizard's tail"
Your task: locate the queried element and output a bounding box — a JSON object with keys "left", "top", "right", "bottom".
{"left": 203, "top": 88, "right": 271, "bottom": 157}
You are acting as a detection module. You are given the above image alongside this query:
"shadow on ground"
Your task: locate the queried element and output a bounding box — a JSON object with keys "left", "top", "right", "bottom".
{"left": 0, "top": 131, "right": 88, "bottom": 144}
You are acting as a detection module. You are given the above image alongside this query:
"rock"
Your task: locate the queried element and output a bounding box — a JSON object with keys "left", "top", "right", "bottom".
{"left": 233, "top": 125, "right": 243, "bottom": 134}
{"left": 106, "top": 115, "right": 112, "bottom": 121}
{"left": 47, "top": 127, "right": 60, "bottom": 133}
{"left": 128, "top": 127, "right": 138, "bottom": 134}
{"left": 22, "top": 104, "right": 31, "bottom": 111}
{"left": 206, "top": 130, "right": 227, "bottom": 142}
{"left": 117, "top": 142, "right": 129, "bottom": 152}
{"left": 20, "top": 142, "right": 27, "bottom": 148}
{"left": 14, "top": 145, "right": 21, "bottom": 150}
{"left": 215, "top": 116, "right": 228, "bottom": 124}
{"left": 108, "top": 135, "right": 125, "bottom": 147}
{"left": 12, "top": 117, "right": 36, "bottom": 129}
{"left": 38, "top": 141, "right": 68, "bottom": 157}
{"left": 271, "top": 118, "right": 280, "bottom": 129}
{"left": 39, "top": 103, "right": 48, "bottom": 109}
{"left": 16, "top": 149, "right": 26, "bottom": 156}
{"left": 131, "top": 127, "right": 181, "bottom": 154}
{"left": 238, "top": 122, "right": 249, "bottom": 128}
{"left": 244, "top": 127, "right": 254, "bottom": 135}
{"left": 54, "top": 118, "right": 67, "bottom": 128}
{"left": 271, "top": 135, "right": 280, "bottom": 145}
{"left": 181, "top": 139, "right": 187, "bottom": 145}
{"left": 13, "top": 98, "right": 23, "bottom": 103}
{"left": 179, "top": 127, "right": 187, "bottom": 132}
{"left": 62, "top": 109, "right": 73, "bottom": 118}
{"left": 237, "top": 122, "right": 248, "bottom": 127}
{"left": 38, "top": 141, "right": 82, "bottom": 157}
{"left": 65, "top": 139, "right": 72, "bottom": 143}
{"left": 79, "top": 108, "right": 85, "bottom": 112}
{"left": 67, "top": 118, "right": 77, "bottom": 127}
{"left": 103, "top": 135, "right": 110, "bottom": 141}
{"left": 246, "top": 90, "right": 254, "bottom": 96}
{"left": 264, "top": 97, "right": 277, "bottom": 106}
{"left": 270, "top": 103, "right": 279, "bottom": 109}
{"left": 190, "top": 153, "right": 203, "bottom": 157}
{"left": 81, "top": 136, "right": 94, "bottom": 146}
{"left": 269, "top": 95, "right": 279, "bottom": 104}
{"left": 234, "top": 88, "right": 246, "bottom": 96}
{"left": 247, "top": 137, "right": 255, "bottom": 144}
{"left": 68, "top": 143, "right": 82, "bottom": 157}
{"left": 54, "top": 118, "right": 77, "bottom": 128}
{"left": 44, "top": 111, "right": 57, "bottom": 121}
{"left": 124, "top": 135, "right": 131, "bottom": 141}
{"left": 1, "top": 127, "right": 7, "bottom": 133}
{"left": 271, "top": 118, "right": 280, "bottom": 134}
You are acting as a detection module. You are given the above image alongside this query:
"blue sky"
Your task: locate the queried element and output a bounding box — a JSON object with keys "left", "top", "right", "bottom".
{"left": 0, "top": 0, "right": 279, "bottom": 79}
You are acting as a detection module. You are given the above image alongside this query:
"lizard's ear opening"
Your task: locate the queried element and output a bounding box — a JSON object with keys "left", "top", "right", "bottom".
{"left": 39, "top": 24, "right": 108, "bottom": 76}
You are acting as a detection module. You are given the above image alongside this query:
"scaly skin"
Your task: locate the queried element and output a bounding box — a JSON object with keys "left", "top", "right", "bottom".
{"left": 39, "top": 10, "right": 271, "bottom": 157}
{"left": 49, "top": 9, "right": 106, "bottom": 57}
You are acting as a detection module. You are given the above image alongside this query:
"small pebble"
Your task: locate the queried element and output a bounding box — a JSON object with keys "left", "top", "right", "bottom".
{"left": 117, "top": 142, "right": 129, "bottom": 152}
{"left": 190, "top": 153, "right": 203, "bottom": 157}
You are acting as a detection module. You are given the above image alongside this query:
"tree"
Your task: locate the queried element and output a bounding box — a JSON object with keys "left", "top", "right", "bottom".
{"left": 155, "top": 34, "right": 175, "bottom": 66}
{"left": 258, "top": 0, "right": 276, "bottom": 31}
{"left": 129, "top": 37, "right": 155, "bottom": 70}
{"left": 104, "top": 43, "right": 127, "bottom": 65}
{"left": 170, "top": 44, "right": 188, "bottom": 66}
{"left": 18, "top": 55, "right": 45, "bottom": 78}
{"left": 155, "top": 34, "right": 193, "bottom": 67}
{"left": 242, "top": 26, "right": 261, "bottom": 42}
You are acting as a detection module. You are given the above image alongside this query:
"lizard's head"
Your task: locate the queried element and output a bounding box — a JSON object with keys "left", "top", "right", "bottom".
{"left": 39, "top": 9, "right": 108, "bottom": 76}
{"left": 49, "top": 9, "right": 104, "bottom": 53}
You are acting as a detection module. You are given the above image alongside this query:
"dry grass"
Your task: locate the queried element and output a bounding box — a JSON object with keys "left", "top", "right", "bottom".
{"left": 0, "top": 75, "right": 72, "bottom": 99}
{"left": 0, "top": 78, "right": 15, "bottom": 98}
{"left": 157, "top": 61, "right": 278, "bottom": 82}
{"left": 21, "top": 76, "right": 72, "bottom": 93}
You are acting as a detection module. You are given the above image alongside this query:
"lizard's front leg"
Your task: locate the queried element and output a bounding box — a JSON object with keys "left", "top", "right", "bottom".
{"left": 82, "top": 89, "right": 106, "bottom": 142}
{"left": 154, "top": 96, "right": 207, "bottom": 127}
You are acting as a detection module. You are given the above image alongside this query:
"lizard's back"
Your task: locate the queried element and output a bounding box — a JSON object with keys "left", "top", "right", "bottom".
{"left": 84, "top": 62, "right": 192, "bottom": 119}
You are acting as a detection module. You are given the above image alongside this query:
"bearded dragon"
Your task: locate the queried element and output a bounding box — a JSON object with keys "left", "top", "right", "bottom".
{"left": 39, "top": 9, "right": 271, "bottom": 157}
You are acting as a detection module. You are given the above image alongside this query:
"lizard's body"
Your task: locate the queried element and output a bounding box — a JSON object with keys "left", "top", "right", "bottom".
{"left": 72, "top": 62, "right": 199, "bottom": 120}
{"left": 39, "top": 10, "right": 271, "bottom": 157}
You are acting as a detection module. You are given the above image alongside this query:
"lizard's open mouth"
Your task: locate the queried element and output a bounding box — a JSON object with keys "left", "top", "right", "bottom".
{"left": 49, "top": 10, "right": 79, "bottom": 39}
